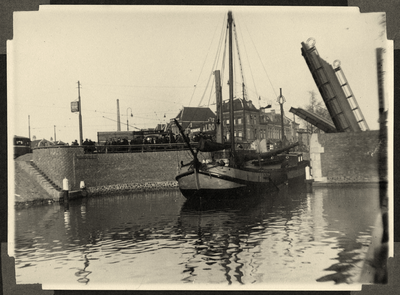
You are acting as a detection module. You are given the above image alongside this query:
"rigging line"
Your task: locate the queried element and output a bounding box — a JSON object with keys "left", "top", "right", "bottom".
{"left": 206, "top": 78, "right": 216, "bottom": 108}
{"left": 237, "top": 16, "right": 259, "bottom": 102}
{"left": 188, "top": 13, "right": 224, "bottom": 107}
{"left": 196, "top": 46, "right": 219, "bottom": 109}
{"left": 85, "top": 107, "right": 165, "bottom": 121}
{"left": 201, "top": 14, "right": 228, "bottom": 109}
{"left": 102, "top": 116, "right": 141, "bottom": 130}
{"left": 215, "top": 14, "right": 229, "bottom": 84}
{"left": 220, "top": 24, "right": 228, "bottom": 94}
{"left": 233, "top": 19, "right": 247, "bottom": 101}
{"left": 15, "top": 103, "right": 76, "bottom": 110}
{"left": 244, "top": 22, "right": 278, "bottom": 99}
{"left": 184, "top": 14, "right": 228, "bottom": 130}
{"left": 233, "top": 48, "right": 238, "bottom": 98}
{"left": 196, "top": 13, "right": 227, "bottom": 108}
{"left": 199, "top": 15, "right": 227, "bottom": 107}
{"left": 83, "top": 90, "right": 182, "bottom": 104}
{"left": 84, "top": 83, "right": 194, "bottom": 89}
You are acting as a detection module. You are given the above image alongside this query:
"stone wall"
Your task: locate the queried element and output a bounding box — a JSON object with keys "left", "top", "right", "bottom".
{"left": 310, "top": 130, "right": 382, "bottom": 183}
{"left": 73, "top": 151, "right": 194, "bottom": 189}
{"left": 32, "top": 147, "right": 211, "bottom": 191}
{"left": 32, "top": 146, "right": 83, "bottom": 190}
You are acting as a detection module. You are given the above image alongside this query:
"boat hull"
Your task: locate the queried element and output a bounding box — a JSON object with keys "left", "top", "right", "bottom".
{"left": 287, "top": 160, "right": 310, "bottom": 183}
{"left": 176, "top": 160, "right": 310, "bottom": 200}
{"left": 176, "top": 165, "right": 288, "bottom": 199}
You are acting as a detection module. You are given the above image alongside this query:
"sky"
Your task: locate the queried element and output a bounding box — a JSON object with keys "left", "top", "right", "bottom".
{"left": 8, "top": 5, "right": 390, "bottom": 144}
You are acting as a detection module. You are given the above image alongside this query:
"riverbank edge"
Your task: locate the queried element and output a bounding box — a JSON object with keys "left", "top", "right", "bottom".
{"left": 15, "top": 178, "right": 385, "bottom": 209}
{"left": 312, "top": 181, "right": 384, "bottom": 187}
{"left": 14, "top": 181, "right": 179, "bottom": 209}
{"left": 84, "top": 181, "right": 179, "bottom": 197}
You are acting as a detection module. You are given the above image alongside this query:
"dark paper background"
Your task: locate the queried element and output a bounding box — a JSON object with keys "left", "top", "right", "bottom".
{"left": 1, "top": 0, "right": 398, "bottom": 294}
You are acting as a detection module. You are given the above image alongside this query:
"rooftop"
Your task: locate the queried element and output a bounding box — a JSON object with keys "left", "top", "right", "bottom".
{"left": 175, "top": 107, "right": 216, "bottom": 122}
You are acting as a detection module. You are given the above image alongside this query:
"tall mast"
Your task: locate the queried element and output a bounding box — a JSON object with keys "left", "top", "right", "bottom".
{"left": 278, "top": 88, "right": 286, "bottom": 146}
{"left": 228, "top": 11, "right": 235, "bottom": 153}
{"left": 214, "top": 70, "right": 224, "bottom": 144}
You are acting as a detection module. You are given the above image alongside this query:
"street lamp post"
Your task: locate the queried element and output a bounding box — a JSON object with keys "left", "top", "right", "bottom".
{"left": 259, "top": 103, "right": 272, "bottom": 142}
{"left": 28, "top": 115, "right": 31, "bottom": 140}
{"left": 277, "top": 88, "right": 286, "bottom": 146}
{"left": 78, "top": 81, "right": 83, "bottom": 145}
{"left": 126, "top": 107, "right": 133, "bottom": 131}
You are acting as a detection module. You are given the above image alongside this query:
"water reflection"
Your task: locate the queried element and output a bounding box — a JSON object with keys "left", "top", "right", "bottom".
{"left": 315, "top": 186, "right": 380, "bottom": 284}
{"left": 177, "top": 184, "right": 311, "bottom": 284}
{"left": 13, "top": 184, "right": 380, "bottom": 287}
{"left": 74, "top": 254, "right": 91, "bottom": 284}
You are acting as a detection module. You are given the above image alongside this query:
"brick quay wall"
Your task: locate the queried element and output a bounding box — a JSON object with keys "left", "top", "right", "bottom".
{"left": 32, "top": 130, "right": 384, "bottom": 196}
{"left": 309, "top": 130, "right": 385, "bottom": 184}
{"left": 32, "top": 147, "right": 211, "bottom": 192}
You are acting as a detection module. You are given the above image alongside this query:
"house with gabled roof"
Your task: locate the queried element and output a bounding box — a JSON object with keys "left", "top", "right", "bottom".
{"left": 170, "top": 107, "right": 216, "bottom": 135}
{"left": 31, "top": 138, "right": 55, "bottom": 148}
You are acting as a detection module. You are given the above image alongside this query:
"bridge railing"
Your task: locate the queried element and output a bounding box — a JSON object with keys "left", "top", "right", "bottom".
{"left": 32, "top": 143, "right": 199, "bottom": 154}
{"left": 94, "top": 143, "right": 198, "bottom": 153}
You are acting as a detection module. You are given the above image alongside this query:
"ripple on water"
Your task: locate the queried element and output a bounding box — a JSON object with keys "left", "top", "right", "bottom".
{"left": 13, "top": 187, "right": 379, "bottom": 286}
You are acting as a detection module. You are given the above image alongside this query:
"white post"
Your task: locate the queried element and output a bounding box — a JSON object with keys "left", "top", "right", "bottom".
{"left": 62, "top": 177, "right": 69, "bottom": 202}
{"left": 63, "top": 178, "right": 69, "bottom": 191}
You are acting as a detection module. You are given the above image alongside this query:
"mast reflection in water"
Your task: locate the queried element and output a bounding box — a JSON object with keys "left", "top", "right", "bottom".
{"left": 13, "top": 183, "right": 380, "bottom": 289}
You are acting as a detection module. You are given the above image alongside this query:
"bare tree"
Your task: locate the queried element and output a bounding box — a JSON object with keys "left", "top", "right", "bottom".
{"left": 301, "top": 90, "right": 332, "bottom": 134}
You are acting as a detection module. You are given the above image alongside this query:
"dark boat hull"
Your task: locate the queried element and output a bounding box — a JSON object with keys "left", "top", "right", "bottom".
{"left": 287, "top": 160, "right": 310, "bottom": 183}
{"left": 176, "top": 165, "right": 286, "bottom": 200}
{"left": 176, "top": 160, "right": 310, "bottom": 200}
{"left": 178, "top": 181, "right": 283, "bottom": 200}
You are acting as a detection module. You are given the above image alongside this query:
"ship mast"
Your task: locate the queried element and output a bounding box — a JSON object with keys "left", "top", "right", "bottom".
{"left": 228, "top": 11, "right": 235, "bottom": 155}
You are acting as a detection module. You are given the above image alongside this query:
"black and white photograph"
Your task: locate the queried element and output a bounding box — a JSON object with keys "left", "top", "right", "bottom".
{"left": 7, "top": 4, "right": 392, "bottom": 291}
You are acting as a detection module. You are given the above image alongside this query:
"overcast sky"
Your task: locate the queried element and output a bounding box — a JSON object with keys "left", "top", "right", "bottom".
{"left": 8, "top": 5, "right": 390, "bottom": 144}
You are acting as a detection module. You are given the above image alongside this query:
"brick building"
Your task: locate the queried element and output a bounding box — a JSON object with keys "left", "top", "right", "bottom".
{"left": 169, "top": 102, "right": 300, "bottom": 146}
{"left": 221, "top": 98, "right": 299, "bottom": 145}
{"left": 259, "top": 109, "right": 299, "bottom": 144}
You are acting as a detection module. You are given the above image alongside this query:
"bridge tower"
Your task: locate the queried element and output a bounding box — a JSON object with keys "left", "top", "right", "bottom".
{"left": 301, "top": 38, "right": 368, "bottom": 132}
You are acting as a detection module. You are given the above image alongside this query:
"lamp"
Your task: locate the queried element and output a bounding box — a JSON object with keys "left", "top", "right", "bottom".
{"left": 277, "top": 88, "right": 286, "bottom": 144}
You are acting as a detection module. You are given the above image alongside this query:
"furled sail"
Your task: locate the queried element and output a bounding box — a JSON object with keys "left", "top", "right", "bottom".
{"left": 197, "top": 137, "right": 231, "bottom": 152}
{"left": 244, "top": 142, "right": 299, "bottom": 161}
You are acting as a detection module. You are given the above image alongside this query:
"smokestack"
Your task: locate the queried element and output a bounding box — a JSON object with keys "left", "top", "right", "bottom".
{"left": 117, "top": 99, "right": 121, "bottom": 131}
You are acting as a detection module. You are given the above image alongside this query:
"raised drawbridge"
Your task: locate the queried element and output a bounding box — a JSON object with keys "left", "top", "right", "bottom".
{"left": 295, "top": 38, "right": 370, "bottom": 132}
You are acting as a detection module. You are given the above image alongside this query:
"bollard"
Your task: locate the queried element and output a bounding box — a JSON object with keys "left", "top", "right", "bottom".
{"left": 305, "top": 166, "right": 311, "bottom": 180}
{"left": 63, "top": 177, "right": 69, "bottom": 191}
{"left": 80, "top": 180, "right": 88, "bottom": 197}
{"left": 304, "top": 166, "right": 314, "bottom": 193}
{"left": 62, "top": 177, "right": 69, "bottom": 202}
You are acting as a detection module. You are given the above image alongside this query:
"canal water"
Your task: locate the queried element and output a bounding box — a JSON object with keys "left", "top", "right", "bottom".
{"left": 12, "top": 183, "right": 380, "bottom": 290}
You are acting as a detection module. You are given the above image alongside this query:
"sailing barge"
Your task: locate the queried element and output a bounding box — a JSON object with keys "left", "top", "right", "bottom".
{"left": 175, "top": 11, "right": 309, "bottom": 199}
